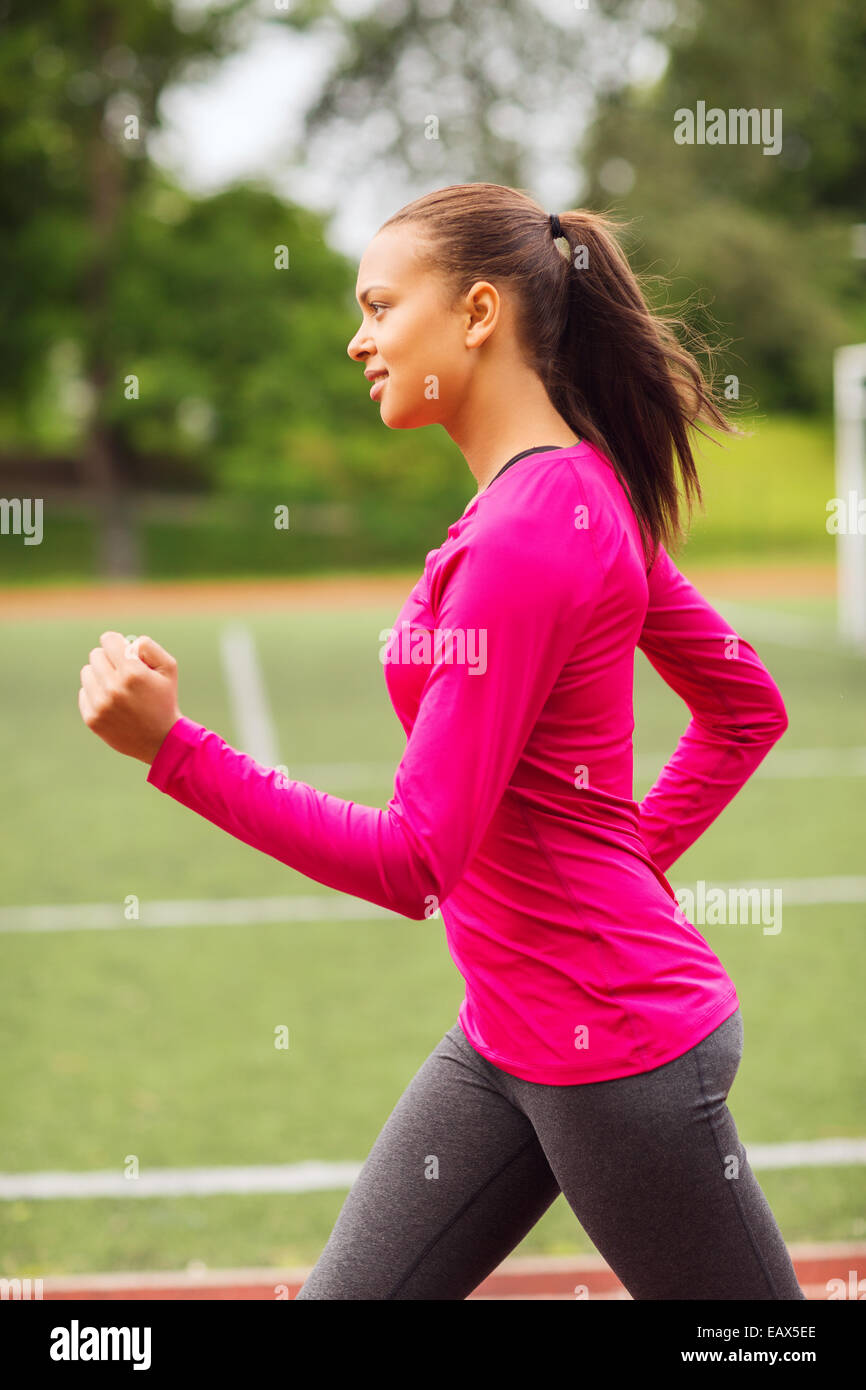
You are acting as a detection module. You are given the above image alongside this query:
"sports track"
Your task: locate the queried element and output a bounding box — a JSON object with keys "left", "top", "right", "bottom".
{"left": 3, "top": 559, "right": 853, "bottom": 1302}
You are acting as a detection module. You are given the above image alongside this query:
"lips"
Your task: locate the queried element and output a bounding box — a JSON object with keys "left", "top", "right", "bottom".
{"left": 369, "top": 373, "right": 388, "bottom": 400}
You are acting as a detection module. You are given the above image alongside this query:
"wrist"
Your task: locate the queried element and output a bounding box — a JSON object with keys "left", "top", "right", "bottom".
{"left": 140, "top": 714, "right": 183, "bottom": 766}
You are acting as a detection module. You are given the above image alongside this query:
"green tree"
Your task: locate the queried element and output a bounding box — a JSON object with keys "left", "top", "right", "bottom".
{"left": 292, "top": 0, "right": 675, "bottom": 190}
{"left": 0, "top": 0, "right": 251, "bottom": 575}
{"left": 579, "top": 0, "right": 866, "bottom": 412}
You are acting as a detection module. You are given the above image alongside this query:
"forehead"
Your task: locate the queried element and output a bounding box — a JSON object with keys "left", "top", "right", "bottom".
{"left": 354, "top": 226, "right": 429, "bottom": 302}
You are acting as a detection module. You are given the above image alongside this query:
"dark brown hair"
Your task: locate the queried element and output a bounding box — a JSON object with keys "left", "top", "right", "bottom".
{"left": 380, "top": 182, "right": 745, "bottom": 571}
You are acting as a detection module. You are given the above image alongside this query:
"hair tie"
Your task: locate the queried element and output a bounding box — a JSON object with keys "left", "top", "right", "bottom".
{"left": 548, "top": 213, "right": 571, "bottom": 263}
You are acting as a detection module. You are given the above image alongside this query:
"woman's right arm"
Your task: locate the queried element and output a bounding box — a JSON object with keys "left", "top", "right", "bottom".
{"left": 635, "top": 544, "right": 788, "bottom": 874}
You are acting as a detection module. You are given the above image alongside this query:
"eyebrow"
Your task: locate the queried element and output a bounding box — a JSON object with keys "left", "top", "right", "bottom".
{"left": 356, "top": 284, "right": 391, "bottom": 307}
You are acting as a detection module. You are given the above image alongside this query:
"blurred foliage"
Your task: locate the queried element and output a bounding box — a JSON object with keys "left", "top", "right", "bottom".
{"left": 0, "top": 0, "right": 467, "bottom": 540}
{"left": 0, "top": 0, "right": 863, "bottom": 577}
{"left": 0, "top": 0, "right": 251, "bottom": 406}
{"left": 580, "top": 0, "right": 866, "bottom": 413}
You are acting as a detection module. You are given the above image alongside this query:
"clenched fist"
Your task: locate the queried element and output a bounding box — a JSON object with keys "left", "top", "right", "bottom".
{"left": 79, "top": 630, "right": 183, "bottom": 765}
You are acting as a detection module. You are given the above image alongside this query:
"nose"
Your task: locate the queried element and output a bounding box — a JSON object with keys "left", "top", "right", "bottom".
{"left": 347, "top": 324, "right": 372, "bottom": 362}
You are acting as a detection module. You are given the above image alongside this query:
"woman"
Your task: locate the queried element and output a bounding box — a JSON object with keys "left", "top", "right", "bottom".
{"left": 79, "top": 182, "right": 805, "bottom": 1300}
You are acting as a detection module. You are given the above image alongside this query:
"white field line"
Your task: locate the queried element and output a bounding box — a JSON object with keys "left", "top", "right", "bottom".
{"left": 0, "top": 895, "right": 401, "bottom": 932}
{"left": 1, "top": 1139, "right": 864, "bottom": 1200}
{"left": 1, "top": 876, "right": 866, "bottom": 934}
{"left": 219, "top": 624, "right": 279, "bottom": 769}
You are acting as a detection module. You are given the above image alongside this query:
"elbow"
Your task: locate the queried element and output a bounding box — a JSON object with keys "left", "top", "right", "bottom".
{"left": 387, "top": 806, "right": 456, "bottom": 920}
{"left": 381, "top": 849, "right": 449, "bottom": 921}
{"left": 759, "top": 688, "right": 789, "bottom": 742}
{"left": 759, "top": 665, "right": 789, "bottom": 741}
{"left": 395, "top": 861, "right": 459, "bottom": 921}
{"left": 392, "top": 891, "right": 445, "bottom": 923}
{"left": 398, "top": 873, "right": 451, "bottom": 922}
{"left": 730, "top": 690, "right": 789, "bottom": 747}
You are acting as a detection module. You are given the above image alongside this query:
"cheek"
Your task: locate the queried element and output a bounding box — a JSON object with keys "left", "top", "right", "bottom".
{"left": 396, "top": 321, "right": 456, "bottom": 393}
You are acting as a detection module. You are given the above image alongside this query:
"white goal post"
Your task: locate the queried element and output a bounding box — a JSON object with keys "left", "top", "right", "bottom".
{"left": 833, "top": 343, "right": 866, "bottom": 650}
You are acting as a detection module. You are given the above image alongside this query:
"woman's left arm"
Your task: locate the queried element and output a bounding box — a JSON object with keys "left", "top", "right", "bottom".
{"left": 136, "top": 523, "right": 600, "bottom": 921}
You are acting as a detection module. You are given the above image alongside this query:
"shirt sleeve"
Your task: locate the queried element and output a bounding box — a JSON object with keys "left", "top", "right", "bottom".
{"left": 635, "top": 543, "right": 789, "bottom": 874}
{"left": 146, "top": 523, "right": 594, "bottom": 921}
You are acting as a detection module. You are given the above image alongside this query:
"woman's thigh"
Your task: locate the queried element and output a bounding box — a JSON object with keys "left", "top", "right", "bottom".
{"left": 294, "top": 1022, "right": 562, "bottom": 1300}
{"left": 507, "top": 1009, "right": 806, "bottom": 1300}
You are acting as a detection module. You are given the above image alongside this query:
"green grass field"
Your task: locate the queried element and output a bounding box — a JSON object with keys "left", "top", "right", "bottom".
{"left": 0, "top": 583, "right": 864, "bottom": 1277}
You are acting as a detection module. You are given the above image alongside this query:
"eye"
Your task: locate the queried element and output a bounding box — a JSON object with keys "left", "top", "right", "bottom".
{"left": 368, "top": 302, "right": 386, "bottom": 317}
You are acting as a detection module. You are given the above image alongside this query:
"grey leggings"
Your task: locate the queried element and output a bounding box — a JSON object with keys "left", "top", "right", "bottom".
{"left": 295, "top": 1007, "right": 806, "bottom": 1300}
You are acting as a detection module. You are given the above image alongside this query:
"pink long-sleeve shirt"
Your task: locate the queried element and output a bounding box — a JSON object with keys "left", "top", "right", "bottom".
{"left": 147, "top": 440, "right": 788, "bottom": 1083}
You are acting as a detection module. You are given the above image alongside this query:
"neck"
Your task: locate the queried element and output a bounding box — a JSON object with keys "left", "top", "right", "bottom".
{"left": 447, "top": 366, "right": 579, "bottom": 494}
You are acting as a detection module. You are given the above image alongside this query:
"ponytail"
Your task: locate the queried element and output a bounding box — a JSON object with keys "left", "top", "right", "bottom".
{"left": 381, "top": 182, "right": 745, "bottom": 570}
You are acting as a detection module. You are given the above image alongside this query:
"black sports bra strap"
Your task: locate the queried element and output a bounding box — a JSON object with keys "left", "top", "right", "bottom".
{"left": 487, "top": 442, "right": 579, "bottom": 488}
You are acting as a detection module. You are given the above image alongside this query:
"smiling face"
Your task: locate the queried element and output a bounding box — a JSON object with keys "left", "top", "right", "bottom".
{"left": 347, "top": 224, "right": 495, "bottom": 430}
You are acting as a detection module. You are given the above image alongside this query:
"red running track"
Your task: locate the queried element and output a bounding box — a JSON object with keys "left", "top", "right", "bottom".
{"left": 20, "top": 1243, "right": 866, "bottom": 1301}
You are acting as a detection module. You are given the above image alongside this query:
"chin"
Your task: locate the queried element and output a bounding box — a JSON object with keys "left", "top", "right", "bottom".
{"left": 380, "top": 406, "right": 418, "bottom": 430}
{"left": 381, "top": 399, "right": 438, "bottom": 430}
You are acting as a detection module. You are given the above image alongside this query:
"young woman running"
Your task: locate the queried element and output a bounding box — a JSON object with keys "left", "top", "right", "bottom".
{"left": 79, "top": 182, "right": 806, "bottom": 1300}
